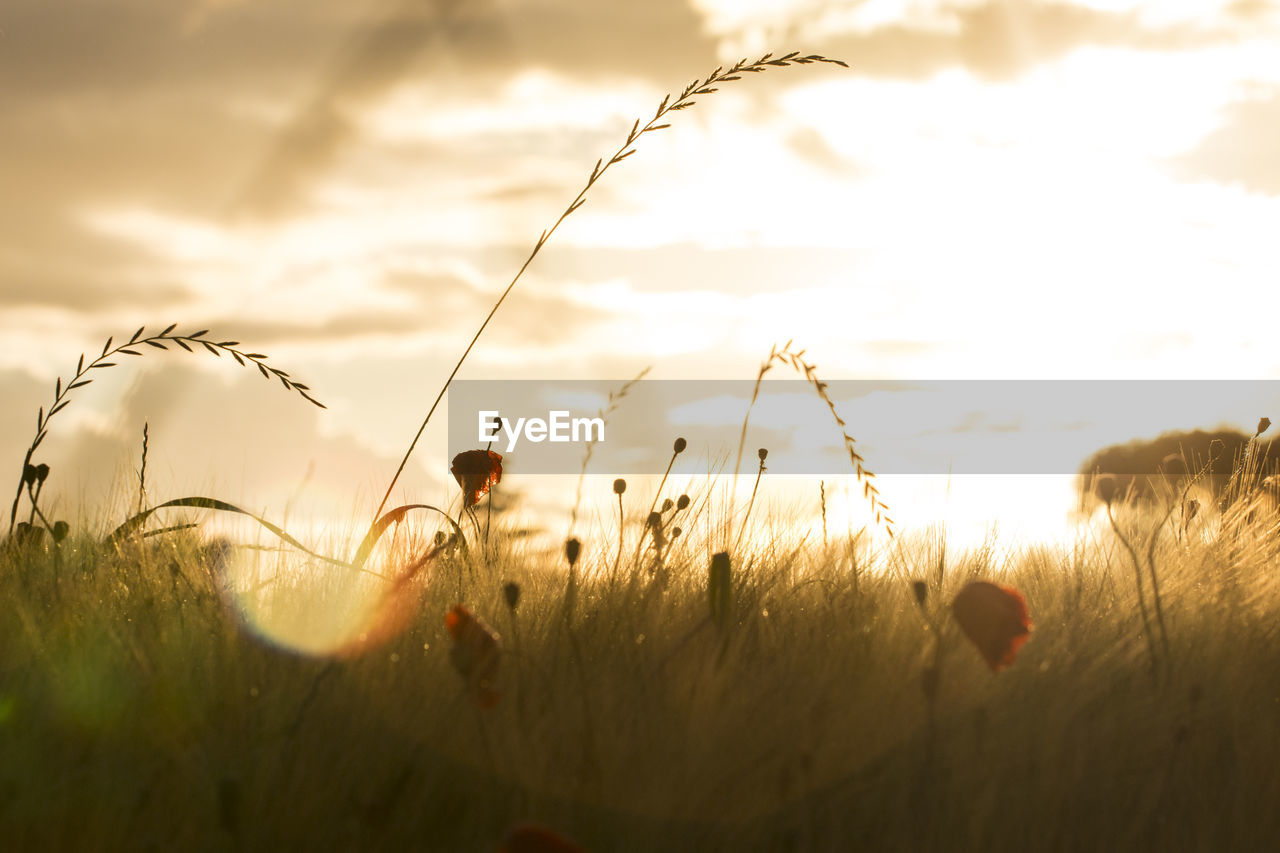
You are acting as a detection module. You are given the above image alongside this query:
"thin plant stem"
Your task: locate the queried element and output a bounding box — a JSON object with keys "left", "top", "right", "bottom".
{"left": 734, "top": 456, "right": 767, "bottom": 554}
{"left": 1107, "top": 501, "right": 1160, "bottom": 676}
{"left": 614, "top": 492, "right": 625, "bottom": 579}
{"left": 484, "top": 439, "right": 495, "bottom": 550}
{"left": 731, "top": 341, "right": 893, "bottom": 548}
{"left": 820, "top": 480, "right": 827, "bottom": 549}
{"left": 633, "top": 448, "right": 678, "bottom": 566}
{"left": 26, "top": 481, "right": 41, "bottom": 527}
{"left": 137, "top": 422, "right": 150, "bottom": 517}
{"left": 370, "top": 52, "right": 851, "bottom": 528}
{"left": 1145, "top": 535, "right": 1171, "bottom": 671}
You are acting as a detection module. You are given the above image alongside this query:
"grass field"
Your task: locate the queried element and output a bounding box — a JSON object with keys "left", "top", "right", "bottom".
{"left": 2, "top": 481, "right": 1279, "bottom": 851}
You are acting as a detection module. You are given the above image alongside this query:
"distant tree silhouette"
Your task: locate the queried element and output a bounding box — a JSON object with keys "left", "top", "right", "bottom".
{"left": 1077, "top": 428, "right": 1279, "bottom": 509}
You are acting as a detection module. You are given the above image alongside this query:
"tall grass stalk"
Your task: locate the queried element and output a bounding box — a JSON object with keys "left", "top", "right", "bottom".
{"left": 731, "top": 341, "right": 894, "bottom": 550}
{"left": 135, "top": 422, "right": 150, "bottom": 516}
{"left": 370, "top": 53, "right": 850, "bottom": 527}
{"left": 734, "top": 449, "right": 768, "bottom": 554}
{"left": 8, "top": 325, "right": 322, "bottom": 536}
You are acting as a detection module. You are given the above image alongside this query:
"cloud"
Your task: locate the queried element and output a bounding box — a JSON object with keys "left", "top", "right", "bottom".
{"left": 223, "top": 0, "right": 716, "bottom": 217}
{"left": 862, "top": 340, "right": 939, "bottom": 359}
{"left": 1172, "top": 85, "right": 1280, "bottom": 195}
{"left": 785, "top": 126, "right": 862, "bottom": 175}
{"left": 193, "top": 310, "right": 447, "bottom": 347}
{"left": 231, "top": 0, "right": 479, "bottom": 217}
{"left": 0, "top": 91, "right": 278, "bottom": 315}
{"left": 816, "top": 1, "right": 1227, "bottom": 81}
{"left": 1229, "top": 0, "right": 1280, "bottom": 20}
{"left": 484, "top": 243, "right": 875, "bottom": 295}
{"left": 1, "top": 0, "right": 717, "bottom": 229}
{"left": 0, "top": 251, "right": 192, "bottom": 311}
{"left": 0, "top": 0, "right": 350, "bottom": 98}
{"left": 0, "top": 368, "right": 46, "bottom": 455}
{"left": 154, "top": 265, "right": 616, "bottom": 350}
{"left": 479, "top": 181, "right": 570, "bottom": 203}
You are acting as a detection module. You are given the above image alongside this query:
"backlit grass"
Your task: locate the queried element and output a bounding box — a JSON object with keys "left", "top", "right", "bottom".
{"left": 2, "top": 494, "right": 1278, "bottom": 850}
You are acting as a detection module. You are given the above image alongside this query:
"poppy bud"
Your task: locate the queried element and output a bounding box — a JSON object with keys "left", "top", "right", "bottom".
{"left": 22, "top": 465, "right": 36, "bottom": 487}
{"left": 757, "top": 448, "right": 768, "bottom": 462}
{"left": 503, "top": 581, "right": 521, "bottom": 611}
{"left": 14, "top": 522, "right": 43, "bottom": 547}
{"left": 564, "top": 537, "right": 581, "bottom": 568}
{"left": 52, "top": 521, "right": 69, "bottom": 543}
{"left": 34, "top": 463, "right": 49, "bottom": 485}
{"left": 709, "top": 551, "right": 731, "bottom": 629}
{"left": 613, "top": 478, "right": 627, "bottom": 495}
{"left": 676, "top": 494, "right": 690, "bottom": 511}
{"left": 671, "top": 526, "right": 682, "bottom": 539}
{"left": 1095, "top": 474, "right": 1118, "bottom": 506}
{"left": 673, "top": 437, "right": 687, "bottom": 454}
{"left": 1258, "top": 417, "right": 1271, "bottom": 436}
{"left": 661, "top": 498, "right": 674, "bottom": 512}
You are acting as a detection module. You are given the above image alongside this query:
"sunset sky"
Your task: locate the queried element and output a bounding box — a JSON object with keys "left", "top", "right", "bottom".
{"left": 4, "top": 0, "right": 1280, "bottom": 541}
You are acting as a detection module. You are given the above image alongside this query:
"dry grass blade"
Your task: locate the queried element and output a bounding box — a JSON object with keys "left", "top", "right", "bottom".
{"left": 732, "top": 342, "right": 894, "bottom": 542}
{"left": 371, "top": 51, "right": 851, "bottom": 526}
{"left": 8, "top": 325, "right": 324, "bottom": 535}
{"left": 104, "top": 496, "right": 372, "bottom": 574}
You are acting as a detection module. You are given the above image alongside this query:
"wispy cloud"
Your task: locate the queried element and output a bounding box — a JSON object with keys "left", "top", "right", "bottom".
{"left": 1173, "top": 85, "right": 1280, "bottom": 195}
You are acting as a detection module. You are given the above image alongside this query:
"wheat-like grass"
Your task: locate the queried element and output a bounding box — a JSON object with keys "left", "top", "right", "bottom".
{"left": 7, "top": 452, "right": 1280, "bottom": 848}
{"left": 373, "top": 51, "right": 851, "bottom": 525}
{"left": 732, "top": 341, "right": 894, "bottom": 544}
{"left": 7, "top": 324, "right": 323, "bottom": 534}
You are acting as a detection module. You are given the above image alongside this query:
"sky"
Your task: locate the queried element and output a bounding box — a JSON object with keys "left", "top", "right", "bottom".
{"left": 4, "top": 0, "right": 1280, "bottom": 547}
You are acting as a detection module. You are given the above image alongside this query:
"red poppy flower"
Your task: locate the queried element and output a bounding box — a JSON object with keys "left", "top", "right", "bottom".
{"left": 451, "top": 449, "right": 503, "bottom": 507}
{"left": 499, "top": 823, "right": 586, "bottom": 853}
{"left": 951, "top": 581, "right": 1031, "bottom": 671}
{"left": 445, "top": 604, "right": 501, "bottom": 708}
